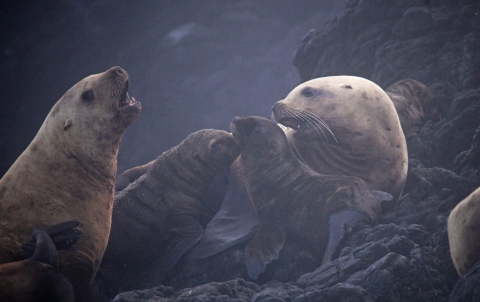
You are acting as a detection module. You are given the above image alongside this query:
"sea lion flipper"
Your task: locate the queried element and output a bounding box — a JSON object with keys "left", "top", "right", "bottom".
{"left": 192, "top": 158, "right": 260, "bottom": 258}
{"left": 160, "top": 215, "right": 204, "bottom": 272}
{"left": 321, "top": 209, "right": 369, "bottom": 265}
{"left": 115, "top": 160, "right": 155, "bottom": 192}
{"left": 245, "top": 223, "right": 286, "bottom": 280}
{"left": 21, "top": 221, "right": 81, "bottom": 259}
{"left": 31, "top": 230, "right": 58, "bottom": 267}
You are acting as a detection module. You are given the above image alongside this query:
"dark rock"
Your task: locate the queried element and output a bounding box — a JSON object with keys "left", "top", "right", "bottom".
{"left": 292, "top": 283, "right": 374, "bottom": 302}
{"left": 449, "top": 261, "right": 480, "bottom": 302}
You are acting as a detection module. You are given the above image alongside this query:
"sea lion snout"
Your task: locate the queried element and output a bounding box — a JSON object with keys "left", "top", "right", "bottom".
{"left": 107, "top": 66, "right": 128, "bottom": 79}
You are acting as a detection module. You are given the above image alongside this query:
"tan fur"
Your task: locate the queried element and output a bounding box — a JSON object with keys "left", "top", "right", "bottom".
{"left": 385, "top": 78, "right": 443, "bottom": 139}
{"left": 0, "top": 67, "right": 141, "bottom": 301}
{"left": 273, "top": 76, "right": 408, "bottom": 208}
{"left": 448, "top": 187, "right": 480, "bottom": 277}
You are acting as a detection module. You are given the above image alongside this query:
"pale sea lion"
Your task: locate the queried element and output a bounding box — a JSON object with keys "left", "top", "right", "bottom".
{"left": 194, "top": 76, "right": 407, "bottom": 259}
{"left": 448, "top": 187, "right": 480, "bottom": 277}
{"left": 0, "top": 221, "right": 81, "bottom": 302}
{"left": 385, "top": 78, "right": 444, "bottom": 139}
{"left": 0, "top": 66, "right": 141, "bottom": 301}
{"left": 101, "top": 129, "right": 239, "bottom": 290}
{"left": 273, "top": 76, "right": 408, "bottom": 205}
{"left": 230, "top": 116, "right": 388, "bottom": 279}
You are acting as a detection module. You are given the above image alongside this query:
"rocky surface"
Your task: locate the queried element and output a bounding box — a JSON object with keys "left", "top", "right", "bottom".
{"left": 93, "top": 0, "right": 480, "bottom": 301}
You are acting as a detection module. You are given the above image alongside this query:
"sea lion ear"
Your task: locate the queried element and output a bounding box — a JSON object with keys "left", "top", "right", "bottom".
{"left": 64, "top": 119, "right": 73, "bottom": 131}
{"left": 371, "top": 190, "right": 393, "bottom": 203}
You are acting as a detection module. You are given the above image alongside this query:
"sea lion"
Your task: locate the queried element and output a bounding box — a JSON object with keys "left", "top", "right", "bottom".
{"left": 194, "top": 76, "right": 407, "bottom": 259}
{"left": 385, "top": 78, "right": 444, "bottom": 139}
{"left": 448, "top": 187, "right": 480, "bottom": 277}
{"left": 0, "top": 221, "right": 81, "bottom": 302}
{"left": 0, "top": 66, "right": 141, "bottom": 301}
{"left": 101, "top": 129, "right": 239, "bottom": 290}
{"left": 230, "top": 116, "right": 388, "bottom": 279}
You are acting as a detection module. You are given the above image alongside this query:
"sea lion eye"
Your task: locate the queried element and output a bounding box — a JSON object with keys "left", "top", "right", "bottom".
{"left": 253, "top": 125, "right": 261, "bottom": 134}
{"left": 81, "top": 90, "right": 94, "bottom": 102}
{"left": 301, "top": 87, "right": 314, "bottom": 97}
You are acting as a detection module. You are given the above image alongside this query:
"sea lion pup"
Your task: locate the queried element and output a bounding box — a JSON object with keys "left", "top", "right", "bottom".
{"left": 193, "top": 76, "right": 406, "bottom": 259}
{"left": 385, "top": 78, "right": 444, "bottom": 139}
{"left": 102, "top": 129, "right": 239, "bottom": 286}
{"left": 448, "top": 187, "right": 480, "bottom": 277}
{"left": 231, "top": 116, "right": 389, "bottom": 280}
{"left": 0, "top": 221, "right": 81, "bottom": 302}
{"left": 0, "top": 66, "right": 141, "bottom": 301}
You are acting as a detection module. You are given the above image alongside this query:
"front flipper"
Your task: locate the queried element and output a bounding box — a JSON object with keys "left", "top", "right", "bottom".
{"left": 159, "top": 215, "right": 204, "bottom": 273}
{"left": 21, "top": 220, "right": 81, "bottom": 259}
{"left": 321, "top": 209, "right": 369, "bottom": 265}
{"left": 245, "top": 223, "right": 286, "bottom": 280}
{"left": 115, "top": 160, "right": 155, "bottom": 192}
{"left": 192, "top": 158, "right": 259, "bottom": 258}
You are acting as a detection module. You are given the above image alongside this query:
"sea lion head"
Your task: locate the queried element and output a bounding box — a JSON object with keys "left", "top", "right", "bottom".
{"left": 184, "top": 129, "right": 240, "bottom": 169}
{"left": 230, "top": 116, "right": 290, "bottom": 160}
{"left": 40, "top": 66, "right": 141, "bottom": 159}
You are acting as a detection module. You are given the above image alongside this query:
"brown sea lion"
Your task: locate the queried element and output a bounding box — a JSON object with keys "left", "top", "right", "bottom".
{"left": 0, "top": 66, "right": 141, "bottom": 301}
{"left": 193, "top": 76, "right": 406, "bottom": 260}
{"left": 0, "top": 221, "right": 81, "bottom": 302}
{"left": 448, "top": 187, "right": 480, "bottom": 277}
{"left": 385, "top": 78, "right": 444, "bottom": 139}
{"left": 101, "top": 129, "right": 239, "bottom": 290}
{"left": 230, "top": 116, "right": 389, "bottom": 279}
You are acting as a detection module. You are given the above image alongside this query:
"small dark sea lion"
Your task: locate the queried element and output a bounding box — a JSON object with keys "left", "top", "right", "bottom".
{"left": 230, "top": 116, "right": 389, "bottom": 279}
{"left": 385, "top": 78, "right": 444, "bottom": 140}
{"left": 102, "top": 129, "right": 239, "bottom": 286}
{"left": 0, "top": 66, "right": 141, "bottom": 302}
{"left": 0, "top": 221, "right": 81, "bottom": 302}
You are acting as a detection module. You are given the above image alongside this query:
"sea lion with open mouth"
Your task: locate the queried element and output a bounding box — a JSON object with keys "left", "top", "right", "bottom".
{"left": 0, "top": 66, "right": 141, "bottom": 301}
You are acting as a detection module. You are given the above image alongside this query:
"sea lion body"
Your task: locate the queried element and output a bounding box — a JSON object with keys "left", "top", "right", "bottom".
{"left": 231, "top": 116, "right": 383, "bottom": 279}
{"left": 0, "top": 67, "right": 141, "bottom": 301}
{"left": 385, "top": 78, "right": 444, "bottom": 139}
{"left": 448, "top": 187, "right": 480, "bottom": 277}
{"left": 102, "top": 129, "right": 239, "bottom": 288}
{"left": 0, "top": 227, "right": 76, "bottom": 302}
{"left": 273, "top": 76, "right": 408, "bottom": 207}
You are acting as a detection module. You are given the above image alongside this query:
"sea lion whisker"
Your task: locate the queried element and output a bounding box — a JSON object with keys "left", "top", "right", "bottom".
{"left": 289, "top": 138, "right": 307, "bottom": 164}
{"left": 299, "top": 110, "right": 338, "bottom": 144}
{"left": 295, "top": 111, "right": 329, "bottom": 143}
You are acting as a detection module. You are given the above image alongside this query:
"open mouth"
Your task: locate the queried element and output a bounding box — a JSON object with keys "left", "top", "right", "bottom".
{"left": 118, "top": 81, "right": 138, "bottom": 110}
{"left": 277, "top": 116, "right": 302, "bottom": 131}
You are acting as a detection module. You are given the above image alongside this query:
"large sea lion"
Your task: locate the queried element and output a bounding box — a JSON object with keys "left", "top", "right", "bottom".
{"left": 230, "top": 116, "right": 388, "bottom": 279}
{"left": 0, "top": 221, "right": 80, "bottom": 302}
{"left": 385, "top": 78, "right": 444, "bottom": 139}
{"left": 101, "top": 129, "right": 239, "bottom": 291}
{"left": 193, "top": 76, "right": 408, "bottom": 259}
{"left": 448, "top": 187, "right": 480, "bottom": 277}
{"left": 0, "top": 66, "right": 141, "bottom": 301}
